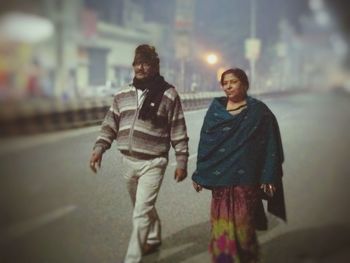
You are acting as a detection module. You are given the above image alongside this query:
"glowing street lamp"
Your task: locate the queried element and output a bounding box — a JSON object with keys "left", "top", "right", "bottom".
{"left": 206, "top": 53, "right": 218, "bottom": 65}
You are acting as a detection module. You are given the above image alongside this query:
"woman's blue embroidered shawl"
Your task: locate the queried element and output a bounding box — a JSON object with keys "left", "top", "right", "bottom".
{"left": 192, "top": 96, "right": 284, "bottom": 188}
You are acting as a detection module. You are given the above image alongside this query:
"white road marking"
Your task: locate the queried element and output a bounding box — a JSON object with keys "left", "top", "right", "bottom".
{"left": 1, "top": 205, "right": 77, "bottom": 243}
{"left": 0, "top": 126, "right": 99, "bottom": 155}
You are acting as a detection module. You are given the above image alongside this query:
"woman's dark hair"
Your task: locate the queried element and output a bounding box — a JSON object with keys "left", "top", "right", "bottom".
{"left": 220, "top": 68, "right": 249, "bottom": 91}
{"left": 132, "top": 44, "right": 160, "bottom": 72}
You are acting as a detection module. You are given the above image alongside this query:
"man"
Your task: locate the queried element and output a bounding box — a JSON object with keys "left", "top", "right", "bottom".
{"left": 89, "top": 44, "right": 189, "bottom": 263}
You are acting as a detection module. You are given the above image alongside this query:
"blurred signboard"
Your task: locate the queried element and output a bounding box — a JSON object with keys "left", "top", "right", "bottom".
{"left": 80, "top": 8, "right": 97, "bottom": 38}
{"left": 276, "top": 42, "right": 287, "bottom": 57}
{"left": 245, "top": 38, "right": 261, "bottom": 60}
{"left": 174, "top": 0, "right": 195, "bottom": 59}
{"left": 0, "top": 12, "right": 54, "bottom": 43}
{"left": 175, "top": 32, "right": 191, "bottom": 59}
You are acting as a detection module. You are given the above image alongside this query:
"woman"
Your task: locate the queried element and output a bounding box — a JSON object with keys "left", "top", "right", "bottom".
{"left": 192, "top": 68, "right": 286, "bottom": 263}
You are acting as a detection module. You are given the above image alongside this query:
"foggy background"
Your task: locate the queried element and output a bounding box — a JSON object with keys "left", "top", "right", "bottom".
{"left": 0, "top": 0, "right": 349, "bottom": 99}
{"left": 1, "top": 1, "right": 350, "bottom": 263}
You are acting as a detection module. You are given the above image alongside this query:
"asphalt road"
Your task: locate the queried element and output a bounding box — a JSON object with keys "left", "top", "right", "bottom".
{"left": 1, "top": 90, "right": 350, "bottom": 263}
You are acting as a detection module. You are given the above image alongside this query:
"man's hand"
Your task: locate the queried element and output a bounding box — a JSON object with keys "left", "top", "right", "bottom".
{"left": 192, "top": 181, "right": 203, "bottom": 192}
{"left": 174, "top": 168, "right": 187, "bottom": 182}
{"left": 89, "top": 151, "right": 103, "bottom": 173}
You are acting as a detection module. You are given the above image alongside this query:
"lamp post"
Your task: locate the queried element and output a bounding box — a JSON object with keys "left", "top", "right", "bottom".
{"left": 204, "top": 53, "right": 220, "bottom": 91}
{"left": 250, "top": 0, "right": 256, "bottom": 85}
{"left": 245, "top": 0, "right": 261, "bottom": 92}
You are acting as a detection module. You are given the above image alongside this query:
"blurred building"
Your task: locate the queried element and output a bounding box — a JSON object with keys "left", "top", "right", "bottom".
{"left": 0, "top": 0, "right": 171, "bottom": 100}
{"left": 1, "top": 0, "right": 347, "bottom": 100}
{"left": 264, "top": 0, "right": 345, "bottom": 92}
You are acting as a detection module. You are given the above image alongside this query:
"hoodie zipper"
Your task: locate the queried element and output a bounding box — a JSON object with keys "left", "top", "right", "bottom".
{"left": 128, "top": 87, "right": 148, "bottom": 155}
{"left": 128, "top": 88, "right": 139, "bottom": 154}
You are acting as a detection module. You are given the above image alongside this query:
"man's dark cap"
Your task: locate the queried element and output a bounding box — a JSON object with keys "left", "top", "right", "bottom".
{"left": 133, "top": 44, "right": 159, "bottom": 69}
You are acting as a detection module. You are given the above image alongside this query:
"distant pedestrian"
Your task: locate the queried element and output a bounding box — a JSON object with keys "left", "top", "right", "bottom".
{"left": 26, "top": 59, "right": 43, "bottom": 97}
{"left": 192, "top": 68, "right": 286, "bottom": 263}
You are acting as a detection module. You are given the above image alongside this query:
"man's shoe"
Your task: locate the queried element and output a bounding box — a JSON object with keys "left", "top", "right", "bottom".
{"left": 143, "top": 242, "right": 161, "bottom": 255}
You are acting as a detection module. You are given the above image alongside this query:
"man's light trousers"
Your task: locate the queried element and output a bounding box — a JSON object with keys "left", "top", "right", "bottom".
{"left": 123, "top": 156, "right": 168, "bottom": 263}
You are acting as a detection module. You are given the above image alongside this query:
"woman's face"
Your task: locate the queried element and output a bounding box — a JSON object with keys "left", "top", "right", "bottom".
{"left": 221, "top": 73, "right": 246, "bottom": 102}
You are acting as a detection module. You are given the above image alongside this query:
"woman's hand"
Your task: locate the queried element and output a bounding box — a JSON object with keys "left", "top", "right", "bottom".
{"left": 260, "top": 183, "right": 276, "bottom": 197}
{"left": 192, "top": 181, "right": 203, "bottom": 192}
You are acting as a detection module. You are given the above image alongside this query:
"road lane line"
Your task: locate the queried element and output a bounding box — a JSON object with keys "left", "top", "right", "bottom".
{"left": 1, "top": 205, "right": 77, "bottom": 243}
{"left": 0, "top": 126, "right": 99, "bottom": 155}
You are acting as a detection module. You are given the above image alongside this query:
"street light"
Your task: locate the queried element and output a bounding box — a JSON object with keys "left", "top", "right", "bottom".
{"left": 206, "top": 53, "right": 218, "bottom": 65}
{"left": 203, "top": 53, "right": 220, "bottom": 91}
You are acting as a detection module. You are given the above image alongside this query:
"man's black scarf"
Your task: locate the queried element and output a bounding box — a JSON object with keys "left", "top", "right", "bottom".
{"left": 133, "top": 73, "right": 172, "bottom": 126}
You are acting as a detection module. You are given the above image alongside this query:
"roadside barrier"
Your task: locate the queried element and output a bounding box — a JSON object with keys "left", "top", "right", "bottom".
{"left": 0, "top": 89, "right": 306, "bottom": 137}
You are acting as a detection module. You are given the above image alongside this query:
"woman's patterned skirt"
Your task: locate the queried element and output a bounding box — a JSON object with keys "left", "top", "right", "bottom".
{"left": 210, "top": 185, "right": 259, "bottom": 263}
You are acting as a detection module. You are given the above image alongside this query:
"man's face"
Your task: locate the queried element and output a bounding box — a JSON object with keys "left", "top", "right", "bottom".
{"left": 133, "top": 58, "right": 155, "bottom": 79}
{"left": 221, "top": 73, "right": 246, "bottom": 101}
